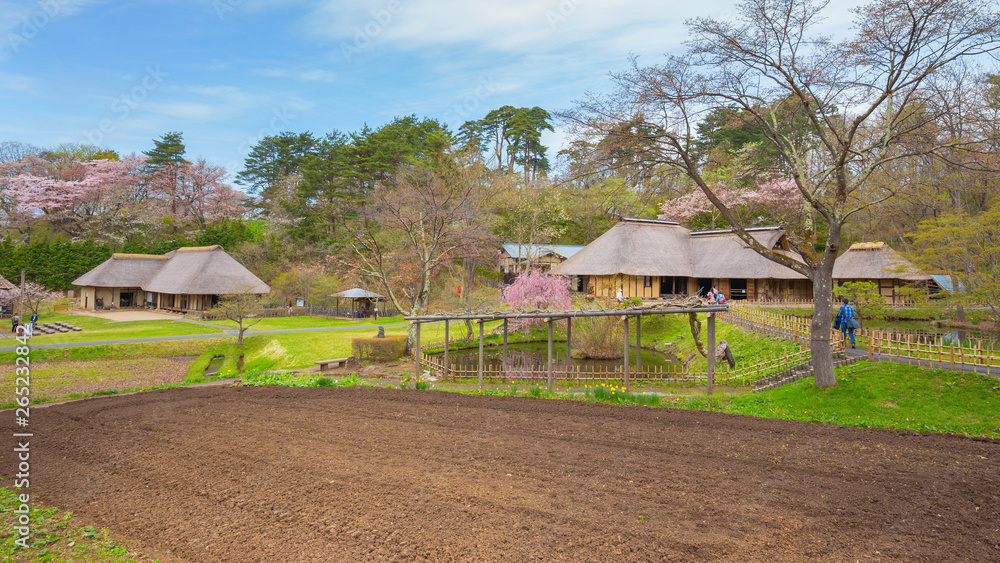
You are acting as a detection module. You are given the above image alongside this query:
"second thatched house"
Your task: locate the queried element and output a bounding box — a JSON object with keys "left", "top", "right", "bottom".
{"left": 73, "top": 245, "right": 269, "bottom": 313}
{"left": 550, "top": 218, "right": 812, "bottom": 301}
{"left": 551, "top": 218, "right": 939, "bottom": 303}
{"left": 832, "top": 242, "right": 941, "bottom": 304}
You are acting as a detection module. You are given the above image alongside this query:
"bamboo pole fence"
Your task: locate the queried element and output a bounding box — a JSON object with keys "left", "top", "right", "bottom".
{"left": 865, "top": 328, "right": 1000, "bottom": 375}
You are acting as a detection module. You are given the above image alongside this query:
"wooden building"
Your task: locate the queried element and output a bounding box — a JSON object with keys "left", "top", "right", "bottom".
{"left": 551, "top": 218, "right": 811, "bottom": 301}
{"left": 73, "top": 245, "right": 269, "bottom": 313}
{"left": 499, "top": 243, "right": 585, "bottom": 284}
{"left": 832, "top": 242, "right": 939, "bottom": 305}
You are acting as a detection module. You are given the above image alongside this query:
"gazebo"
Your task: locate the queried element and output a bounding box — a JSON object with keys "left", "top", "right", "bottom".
{"left": 332, "top": 288, "right": 384, "bottom": 319}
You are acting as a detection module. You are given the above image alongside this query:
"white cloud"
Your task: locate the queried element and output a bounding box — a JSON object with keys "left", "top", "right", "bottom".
{"left": 307, "top": 0, "right": 866, "bottom": 56}
{"left": 254, "top": 67, "right": 337, "bottom": 82}
{"left": 0, "top": 71, "right": 37, "bottom": 92}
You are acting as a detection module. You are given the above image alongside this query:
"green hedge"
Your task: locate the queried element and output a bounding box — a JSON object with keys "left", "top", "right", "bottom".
{"left": 352, "top": 335, "right": 407, "bottom": 361}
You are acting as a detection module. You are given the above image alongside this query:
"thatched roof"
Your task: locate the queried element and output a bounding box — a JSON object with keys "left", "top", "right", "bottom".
{"left": 832, "top": 242, "right": 930, "bottom": 281}
{"left": 551, "top": 219, "right": 806, "bottom": 280}
{"left": 73, "top": 245, "right": 269, "bottom": 295}
{"left": 72, "top": 254, "right": 167, "bottom": 288}
{"left": 332, "top": 288, "right": 383, "bottom": 299}
{"left": 0, "top": 274, "right": 16, "bottom": 291}
{"left": 501, "top": 243, "right": 585, "bottom": 260}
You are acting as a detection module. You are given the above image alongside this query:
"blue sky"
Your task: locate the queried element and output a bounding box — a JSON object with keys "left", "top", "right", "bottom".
{"left": 1, "top": 0, "right": 861, "bottom": 180}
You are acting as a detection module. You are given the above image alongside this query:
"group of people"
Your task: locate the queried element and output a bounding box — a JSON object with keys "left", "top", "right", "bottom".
{"left": 706, "top": 287, "right": 727, "bottom": 304}
{"left": 10, "top": 313, "right": 38, "bottom": 336}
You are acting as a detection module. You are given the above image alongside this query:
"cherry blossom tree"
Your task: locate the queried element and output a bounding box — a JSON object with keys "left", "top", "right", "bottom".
{"left": 660, "top": 179, "right": 802, "bottom": 227}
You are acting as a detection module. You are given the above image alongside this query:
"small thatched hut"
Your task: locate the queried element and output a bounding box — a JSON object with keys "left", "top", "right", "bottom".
{"left": 832, "top": 242, "right": 938, "bottom": 304}
{"left": 73, "top": 245, "right": 269, "bottom": 312}
{"left": 550, "top": 218, "right": 811, "bottom": 301}
{"left": 0, "top": 274, "right": 15, "bottom": 291}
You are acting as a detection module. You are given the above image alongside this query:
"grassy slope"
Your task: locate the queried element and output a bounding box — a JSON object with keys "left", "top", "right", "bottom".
{"left": 675, "top": 361, "right": 1000, "bottom": 438}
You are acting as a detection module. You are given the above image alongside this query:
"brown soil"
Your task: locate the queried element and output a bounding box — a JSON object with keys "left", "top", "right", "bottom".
{"left": 3, "top": 386, "right": 998, "bottom": 562}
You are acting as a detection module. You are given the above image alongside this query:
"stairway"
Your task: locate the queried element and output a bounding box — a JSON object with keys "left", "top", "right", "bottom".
{"left": 752, "top": 352, "right": 860, "bottom": 392}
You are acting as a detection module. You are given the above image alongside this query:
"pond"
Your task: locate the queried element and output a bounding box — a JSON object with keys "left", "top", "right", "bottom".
{"left": 428, "top": 341, "right": 680, "bottom": 372}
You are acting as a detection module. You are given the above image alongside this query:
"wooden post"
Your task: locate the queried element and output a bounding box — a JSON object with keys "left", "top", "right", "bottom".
{"left": 635, "top": 314, "right": 642, "bottom": 374}
{"left": 502, "top": 319, "right": 508, "bottom": 370}
{"left": 623, "top": 316, "right": 630, "bottom": 391}
{"left": 443, "top": 320, "right": 450, "bottom": 380}
{"left": 413, "top": 322, "right": 421, "bottom": 380}
{"left": 547, "top": 318, "right": 554, "bottom": 391}
{"left": 478, "top": 320, "right": 485, "bottom": 389}
{"left": 707, "top": 312, "right": 716, "bottom": 396}
{"left": 566, "top": 318, "right": 572, "bottom": 381}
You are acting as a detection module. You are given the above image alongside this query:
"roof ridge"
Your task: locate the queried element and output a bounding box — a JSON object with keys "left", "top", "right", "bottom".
{"left": 112, "top": 253, "right": 169, "bottom": 259}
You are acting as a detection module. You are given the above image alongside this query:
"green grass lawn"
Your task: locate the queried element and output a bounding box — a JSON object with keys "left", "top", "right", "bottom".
{"left": 185, "top": 314, "right": 408, "bottom": 331}
{"left": 11, "top": 312, "right": 226, "bottom": 344}
{"left": 673, "top": 361, "right": 1000, "bottom": 438}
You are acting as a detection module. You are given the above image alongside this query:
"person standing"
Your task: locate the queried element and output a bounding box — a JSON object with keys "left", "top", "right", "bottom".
{"left": 834, "top": 297, "right": 858, "bottom": 348}
{"left": 11, "top": 314, "right": 19, "bottom": 334}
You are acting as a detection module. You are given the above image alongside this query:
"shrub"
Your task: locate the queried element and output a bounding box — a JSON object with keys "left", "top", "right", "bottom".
{"left": 834, "top": 281, "right": 887, "bottom": 320}
{"left": 352, "top": 335, "right": 407, "bottom": 361}
{"left": 572, "top": 315, "right": 624, "bottom": 359}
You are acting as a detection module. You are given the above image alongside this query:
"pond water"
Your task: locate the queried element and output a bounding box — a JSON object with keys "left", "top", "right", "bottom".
{"left": 429, "top": 341, "right": 679, "bottom": 371}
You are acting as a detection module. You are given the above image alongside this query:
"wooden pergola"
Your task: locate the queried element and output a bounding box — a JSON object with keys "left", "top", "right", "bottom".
{"left": 405, "top": 304, "right": 730, "bottom": 394}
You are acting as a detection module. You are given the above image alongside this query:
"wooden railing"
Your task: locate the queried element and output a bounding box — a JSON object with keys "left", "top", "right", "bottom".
{"left": 724, "top": 303, "right": 846, "bottom": 352}
{"left": 865, "top": 329, "right": 1000, "bottom": 375}
{"left": 418, "top": 346, "right": 815, "bottom": 388}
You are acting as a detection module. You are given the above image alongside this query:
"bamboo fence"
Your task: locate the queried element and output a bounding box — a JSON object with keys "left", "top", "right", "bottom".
{"left": 865, "top": 328, "right": 1000, "bottom": 375}
{"left": 418, "top": 344, "right": 815, "bottom": 388}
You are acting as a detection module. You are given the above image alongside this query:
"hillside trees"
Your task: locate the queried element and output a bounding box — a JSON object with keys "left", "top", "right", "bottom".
{"left": 460, "top": 106, "right": 554, "bottom": 180}
{"left": 908, "top": 203, "right": 1000, "bottom": 324}
{"left": 562, "top": 0, "right": 1000, "bottom": 387}
{"left": 335, "top": 153, "right": 498, "bottom": 344}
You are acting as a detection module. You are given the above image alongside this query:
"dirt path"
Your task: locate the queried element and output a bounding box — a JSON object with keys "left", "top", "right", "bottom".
{"left": 3, "top": 386, "right": 997, "bottom": 562}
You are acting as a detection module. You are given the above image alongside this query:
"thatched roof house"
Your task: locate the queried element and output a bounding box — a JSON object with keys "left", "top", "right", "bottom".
{"left": 832, "top": 242, "right": 938, "bottom": 304}
{"left": 73, "top": 245, "right": 268, "bottom": 312}
{"left": 0, "top": 274, "right": 15, "bottom": 291}
{"left": 551, "top": 218, "right": 811, "bottom": 301}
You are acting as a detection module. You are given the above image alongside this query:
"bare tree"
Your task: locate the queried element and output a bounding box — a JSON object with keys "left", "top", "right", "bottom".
{"left": 336, "top": 156, "right": 498, "bottom": 346}
{"left": 214, "top": 287, "right": 265, "bottom": 347}
{"left": 562, "top": 0, "right": 1000, "bottom": 387}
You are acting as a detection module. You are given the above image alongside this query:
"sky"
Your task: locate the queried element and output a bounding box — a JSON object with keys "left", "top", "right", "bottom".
{"left": 0, "top": 0, "right": 863, "bottom": 181}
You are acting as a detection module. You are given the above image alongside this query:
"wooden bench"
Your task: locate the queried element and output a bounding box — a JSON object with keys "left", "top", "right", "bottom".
{"left": 315, "top": 357, "right": 351, "bottom": 372}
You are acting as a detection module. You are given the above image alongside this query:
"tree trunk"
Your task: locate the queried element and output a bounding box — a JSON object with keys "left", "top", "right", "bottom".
{"left": 810, "top": 272, "right": 836, "bottom": 387}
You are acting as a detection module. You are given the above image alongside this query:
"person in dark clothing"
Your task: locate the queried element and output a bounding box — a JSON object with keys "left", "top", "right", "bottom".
{"left": 834, "top": 297, "right": 859, "bottom": 348}
{"left": 11, "top": 314, "right": 19, "bottom": 334}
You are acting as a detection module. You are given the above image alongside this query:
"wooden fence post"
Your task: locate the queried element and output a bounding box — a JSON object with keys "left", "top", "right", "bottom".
{"left": 478, "top": 320, "right": 484, "bottom": 389}
{"left": 707, "top": 313, "right": 715, "bottom": 396}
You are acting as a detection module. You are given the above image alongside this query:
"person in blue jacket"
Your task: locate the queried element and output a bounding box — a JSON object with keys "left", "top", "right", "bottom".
{"left": 834, "top": 297, "right": 858, "bottom": 348}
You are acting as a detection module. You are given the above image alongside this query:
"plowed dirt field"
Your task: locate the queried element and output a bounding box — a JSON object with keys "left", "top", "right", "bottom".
{"left": 3, "top": 385, "right": 998, "bottom": 562}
